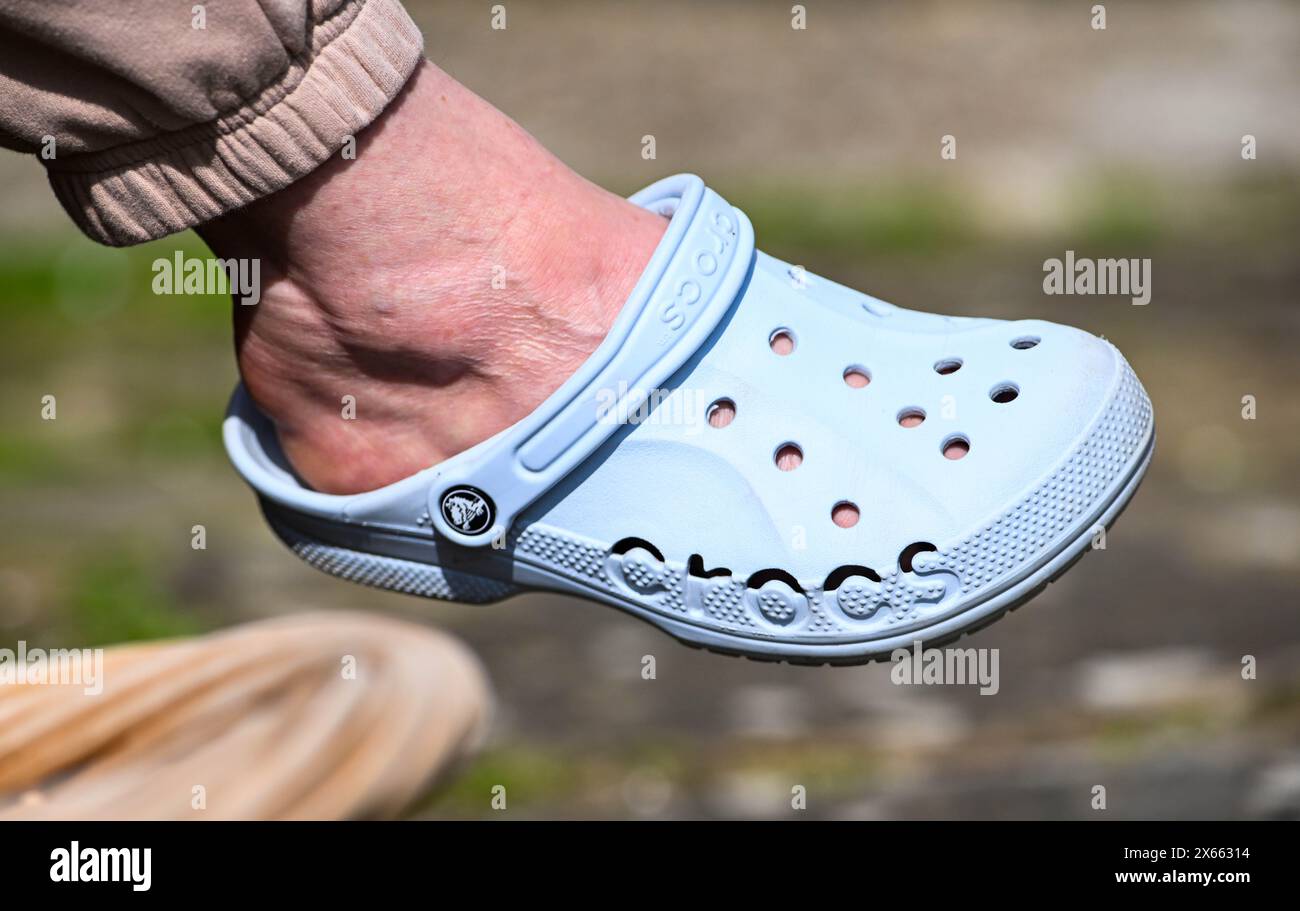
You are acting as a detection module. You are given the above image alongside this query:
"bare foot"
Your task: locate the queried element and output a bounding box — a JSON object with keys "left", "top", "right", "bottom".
{"left": 199, "top": 60, "right": 666, "bottom": 494}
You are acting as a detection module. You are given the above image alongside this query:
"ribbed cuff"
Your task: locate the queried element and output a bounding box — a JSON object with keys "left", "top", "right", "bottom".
{"left": 45, "top": 0, "right": 424, "bottom": 247}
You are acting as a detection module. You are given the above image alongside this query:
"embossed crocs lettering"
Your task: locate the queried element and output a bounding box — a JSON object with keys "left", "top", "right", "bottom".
{"left": 224, "top": 174, "right": 1155, "bottom": 664}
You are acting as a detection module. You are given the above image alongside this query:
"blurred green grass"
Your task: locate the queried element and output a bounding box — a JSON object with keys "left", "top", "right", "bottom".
{"left": 0, "top": 234, "right": 232, "bottom": 488}
{"left": 714, "top": 172, "right": 1299, "bottom": 263}
{"left": 1, "top": 173, "right": 1299, "bottom": 820}
{"left": 66, "top": 550, "right": 204, "bottom": 645}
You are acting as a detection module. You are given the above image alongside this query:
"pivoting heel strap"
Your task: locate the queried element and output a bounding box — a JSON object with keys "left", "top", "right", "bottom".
{"left": 428, "top": 174, "right": 755, "bottom": 547}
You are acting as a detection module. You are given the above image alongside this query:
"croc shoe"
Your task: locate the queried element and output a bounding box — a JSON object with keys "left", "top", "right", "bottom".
{"left": 224, "top": 174, "right": 1154, "bottom": 664}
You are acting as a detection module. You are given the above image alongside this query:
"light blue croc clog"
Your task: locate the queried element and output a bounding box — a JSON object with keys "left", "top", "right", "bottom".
{"left": 223, "top": 174, "right": 1154, "bottom": 664}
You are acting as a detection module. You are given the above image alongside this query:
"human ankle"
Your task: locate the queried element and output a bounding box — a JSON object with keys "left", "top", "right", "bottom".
{"left": 199, "top": 60, "right": 666, "bottom": 494}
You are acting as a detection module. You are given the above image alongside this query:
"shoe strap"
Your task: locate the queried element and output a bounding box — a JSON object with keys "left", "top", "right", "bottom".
{"left": 428, "top": 174, "right": 754, "bottom": 547}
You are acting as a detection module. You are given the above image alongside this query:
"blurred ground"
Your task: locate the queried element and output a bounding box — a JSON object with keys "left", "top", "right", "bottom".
{"left": 1, "top": 0, "right": 1298, "bottom": 819}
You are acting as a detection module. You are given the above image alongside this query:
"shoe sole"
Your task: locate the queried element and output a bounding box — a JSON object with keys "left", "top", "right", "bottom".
{"left": 261, "top": 423, "right": 1154, "bottom": 666}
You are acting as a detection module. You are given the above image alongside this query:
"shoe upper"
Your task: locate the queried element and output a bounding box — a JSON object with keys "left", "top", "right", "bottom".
{"left": 520, "top": 247, "right": 1149, "bottom": 584}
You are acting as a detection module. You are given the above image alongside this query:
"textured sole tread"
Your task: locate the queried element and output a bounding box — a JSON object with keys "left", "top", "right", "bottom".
{"left": 264, "top": 419, "right": 1152, "bottom": 667}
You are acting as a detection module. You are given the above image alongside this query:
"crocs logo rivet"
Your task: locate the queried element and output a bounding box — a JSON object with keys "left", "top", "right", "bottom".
{"left": 439, "top": 486, "right": 495, "bottom": 535}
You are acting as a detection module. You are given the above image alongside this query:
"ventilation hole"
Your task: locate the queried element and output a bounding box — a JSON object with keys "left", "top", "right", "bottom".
{"left": 898, "top": 542, "right": 937, "bottom": 574}
{"left": 942, "top": 435, "right": 971, "bottom": 460}
{"left": 934, "top": 358, "right": 963, "bottom": 375}
{"left": 746, "top": 568, "right": 805, "bottom": 593}
{"left": 688, "top": 553, "right": 732, "bottom": 578}
{"left": 610, "top": 536, "right": 664, "bottom": 562}
{"left": 843, "top": 366, "right": 871, "bottom": 388}
{"left": 769, "top": 328, "right": 796, "bottom": 356}
{"left": 706, "top": 398, "right": 736, "bottom": 428}
{"left": 823, "top": 564, "right": 882, "bottom": 591}
{"left": 898, "top": 408, "right": 926, "bottom": 428}
{"left": 1011, "top": 336, "right": 1040, "bottom": 350}
{"left": 831, "top": 501, "right": 860, "bottom": 528}
{"left": 990, "top": 383, "right": 1019, "bottom": 404}
{"left": 775, "top": 443, "right": 803, "bottom": 471}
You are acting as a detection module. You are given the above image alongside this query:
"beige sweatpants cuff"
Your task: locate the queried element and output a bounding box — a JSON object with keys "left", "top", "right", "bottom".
{"left": 45, "top": 0, "right": 422, "bottom": 247}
